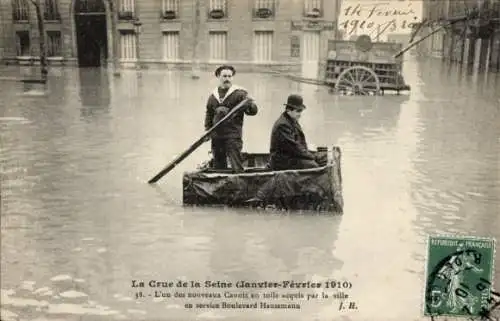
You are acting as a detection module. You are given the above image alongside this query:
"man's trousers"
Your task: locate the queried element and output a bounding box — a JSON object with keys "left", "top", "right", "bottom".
{"left": 211, "top": 138, "right": 244, "bottom": 172}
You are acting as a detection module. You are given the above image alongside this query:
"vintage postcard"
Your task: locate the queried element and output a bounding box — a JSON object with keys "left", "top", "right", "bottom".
{"left": 1, "top": 0, "right": 499, "bottom": 320}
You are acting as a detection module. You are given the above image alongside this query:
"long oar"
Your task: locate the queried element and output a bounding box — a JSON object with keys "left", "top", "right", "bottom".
{"left": 147, "top": 98, "right": 250, "bottom": 184}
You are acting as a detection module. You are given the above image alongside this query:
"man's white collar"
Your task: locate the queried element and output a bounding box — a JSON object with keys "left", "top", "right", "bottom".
{"left": 212, "top": 85, "right": 246, "bottom": 104}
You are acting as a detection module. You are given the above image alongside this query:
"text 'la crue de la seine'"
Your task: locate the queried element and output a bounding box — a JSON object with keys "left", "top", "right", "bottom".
{"left": 131, "top": 280, "right": 356, "bottom": 310}
{"left": 132, "top": 280, "right": 352, "bottom": 289}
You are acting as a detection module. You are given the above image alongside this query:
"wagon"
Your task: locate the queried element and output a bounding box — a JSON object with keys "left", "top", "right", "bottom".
{"left": 324, "top": 35, "right": 411, "bottom": 95}
{"left": 182, "top": 147, "right": 344, "bottom": 213}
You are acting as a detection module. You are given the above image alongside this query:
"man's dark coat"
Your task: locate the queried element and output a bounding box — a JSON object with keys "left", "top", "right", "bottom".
{"left": 204, "top": 85, "right": 258, "bottom": 171}
{"left": 269, "top": 112, "right": 316, "bottom": 170}
{"left": 204, "top": 85, "right": 258, "bottom": 139}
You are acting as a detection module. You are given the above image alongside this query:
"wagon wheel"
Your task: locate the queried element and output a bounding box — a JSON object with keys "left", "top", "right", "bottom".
{"left": 334, "top": 66, "right": 381, "bottom": 96}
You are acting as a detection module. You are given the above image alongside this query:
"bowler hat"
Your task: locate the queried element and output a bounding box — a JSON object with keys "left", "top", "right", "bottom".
{"left": 284, "top": 94, "right": 306, "bottom": 110}
{"left": 215, "top": 65, "right": 236, "bottom": 77}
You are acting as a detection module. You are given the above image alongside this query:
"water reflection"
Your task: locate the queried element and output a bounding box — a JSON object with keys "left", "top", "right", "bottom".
{"left": 251, "top": 74, "right": 268, "bottom": 102}
{"left": 320, "top": 96, "right": 407, "bottom": 146}
{"left": 46, "top": 72, "right": 67, "bottom": 106}
{"left": 415, "top": 58, "right": 500, "bottom": 99}
{"left": 301, "top": 61, "right": 319, "bottom": 81}
{"left": 78, "top": 68, "right": 110, "bottom": 118}
{"left": 409, "top": 59, "right": 500, "bottom": 277}
{"left": 164, "top": 71, "right": 181, "bottom": 101}
{"left": 470, "top": 70, "right": 500, "bottom": 96}
{"left": 209, "top": 210, "right": 343, "bottom": 282}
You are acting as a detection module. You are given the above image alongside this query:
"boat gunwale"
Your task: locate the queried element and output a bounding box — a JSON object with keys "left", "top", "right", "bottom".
{"left": 187, "top": 163, "right": 335, "bottom": 178}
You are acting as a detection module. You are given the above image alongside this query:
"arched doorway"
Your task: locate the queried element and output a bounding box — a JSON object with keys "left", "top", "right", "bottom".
{"left": 74, "top": 0, "right": 108, "bottom": 67}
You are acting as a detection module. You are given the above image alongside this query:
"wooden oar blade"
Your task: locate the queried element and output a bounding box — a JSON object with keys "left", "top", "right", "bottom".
{"left": 147, "top": 139, "right": 205, "bottom": 184}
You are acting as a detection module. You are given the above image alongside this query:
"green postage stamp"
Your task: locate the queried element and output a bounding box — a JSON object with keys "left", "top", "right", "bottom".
{"left": 424, "top": 235, "right": 496, "bottom": 318}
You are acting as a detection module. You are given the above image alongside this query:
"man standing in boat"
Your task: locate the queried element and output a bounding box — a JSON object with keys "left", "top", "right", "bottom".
{"left": 268, "top": 94, "right": 323, "bottom": 171}
{"left": 204, "top": 65, "right": 258, "bottom": 172}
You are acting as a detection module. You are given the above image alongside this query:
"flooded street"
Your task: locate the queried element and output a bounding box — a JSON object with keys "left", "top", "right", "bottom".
{"left": 1, "top": 57, "right": 499, "bottom": 321}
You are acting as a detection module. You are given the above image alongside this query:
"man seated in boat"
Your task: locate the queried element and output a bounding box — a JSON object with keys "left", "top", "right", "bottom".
{"left": 204, "top": 65, "right": 258, "bottom": 173}
{"left": 268, "top": 94, "right": 326, "bottom": 171}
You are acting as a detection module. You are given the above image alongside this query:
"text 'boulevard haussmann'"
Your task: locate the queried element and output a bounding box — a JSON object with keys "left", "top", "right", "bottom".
{"left": 196, "top": 302, "right": 301, "bottom": 309}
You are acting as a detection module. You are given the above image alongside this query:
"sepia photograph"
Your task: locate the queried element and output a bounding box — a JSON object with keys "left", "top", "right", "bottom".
{"left": 1, "top": 0, "right": 499, "bottom": 320}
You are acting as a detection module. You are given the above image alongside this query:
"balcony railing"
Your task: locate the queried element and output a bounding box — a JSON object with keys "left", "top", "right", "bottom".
{"left": 162, "top": 0, "right": 179, "bottom": 19}
{"left": 253, "top": 7, "right": 274, "bottom": 18}
{"left": 208, "top": 0, "right": 227, "bottom": 19}
{"left": 208, "top": 8, "right": 226, "bottom": 19}
{"left": 118, "top": 11, "right": 135, "bottom": 20}
{"left": 161, "top": 10, "right": 177, "bottom": 20}
{"left": 303, "top": 0, "right": 323, "bottom": 18}
{"left": 253, "top": 0, "right": 275, "bottom": 18}
{"left": 304, "top": 7, "right": 322, "bottom": 18}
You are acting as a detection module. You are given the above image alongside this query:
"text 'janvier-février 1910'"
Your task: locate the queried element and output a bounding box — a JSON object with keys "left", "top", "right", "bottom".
{"left": 131, "top": 279, "right": 357, "bottom": 311}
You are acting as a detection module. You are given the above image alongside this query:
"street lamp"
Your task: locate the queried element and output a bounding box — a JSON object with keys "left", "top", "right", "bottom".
{"left": 133, "top": 19, "right": 142, "bottom": 70}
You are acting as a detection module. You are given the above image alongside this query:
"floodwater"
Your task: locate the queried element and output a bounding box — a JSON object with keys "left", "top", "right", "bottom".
{"left": 1, "top": 57, "right": 499, "bottom": 321}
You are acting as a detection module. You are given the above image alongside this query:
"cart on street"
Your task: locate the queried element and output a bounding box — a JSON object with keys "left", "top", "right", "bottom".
{"left": 325, "top": 35, "right": 411, "bottom": 95}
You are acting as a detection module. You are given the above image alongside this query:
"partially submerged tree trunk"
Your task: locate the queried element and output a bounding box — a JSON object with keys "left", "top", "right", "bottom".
{"left": 191, "top": 0, "right": 200, "bottom": 79}
{"left": 106, "top": 0, "right": 121, "bottom": 77}
{"left": 30, "top": 0, "right": 47, "bottom": 82}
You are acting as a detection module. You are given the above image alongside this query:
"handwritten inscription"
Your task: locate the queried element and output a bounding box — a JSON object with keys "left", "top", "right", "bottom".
{"left": 338, "top": 2, "right": 422, "bottom": 37}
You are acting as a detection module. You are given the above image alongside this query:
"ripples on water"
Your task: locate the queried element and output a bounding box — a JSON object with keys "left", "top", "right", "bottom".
{"left": 1, "top": 58, "right": 499, "bottom": 320}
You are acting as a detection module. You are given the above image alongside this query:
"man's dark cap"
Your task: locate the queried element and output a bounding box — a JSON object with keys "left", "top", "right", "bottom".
{"left": 284, "top": 94, "right": 306, "bottom": 110}
{"left": 215, "top": 65, "right": 236, "bottom": 77}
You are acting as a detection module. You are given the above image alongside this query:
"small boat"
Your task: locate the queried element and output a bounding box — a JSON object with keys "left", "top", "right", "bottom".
{"left": 182, "top": 146, "right": 344, "bottom": 213}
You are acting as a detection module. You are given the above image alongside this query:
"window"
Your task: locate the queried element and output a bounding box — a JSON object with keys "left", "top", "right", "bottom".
{"left": 16, "top": 31, "right": 30, "bottom": 56}
{"left": 120, "top": 31, "right": 136, "bottom": 61}
{"left": 12, "top": 0, "right": 29, "bottom": 21}
{"left": 255, "top": 0, "right": 275, "bottom": 9}
{"left": 208, "top": 0, "right": 227, "bottom": 19}
{"left": 253, "top": 0, "right": 275, "bottom": 18}
{"left": 44, "top": 0, "right": 60, "bottom": 20}
{"left": 304, "top": 0, "right": 322, "bottom": 17}
{"left": 162, "top": 0, "right": 179, "bottom": 18}
{"left": 430, "top": 31, "right": 444, "bottom": 56}
{"left": 119, "top": 0, "right": 135, "bottom": 16}
{"left": 162, "top": 31, "right": 179, "bottom": 61}
{"left": 253, "top": 31, "right": 273, "bottom": 62}
{"left": 75, "top": 0, "right": 105, "bottom": 12}
{"left": 290, "top": 35, "right": 300, "bottom": 58}
{"left": 209, "top": 31, "right": 226, "bottom": 61}
{"left": 209, "top": 0, "right": 226, "bottom": 11}
{"left": 47, "top": 31, "right": 62, "bottom": 56}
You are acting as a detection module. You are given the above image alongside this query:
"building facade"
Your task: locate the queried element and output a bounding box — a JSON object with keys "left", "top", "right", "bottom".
{"left": 0, "top": 0, "right": 340, "bottom": 73}
{"left": 419, "top": 0, "right": 500, "bottom": 72}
